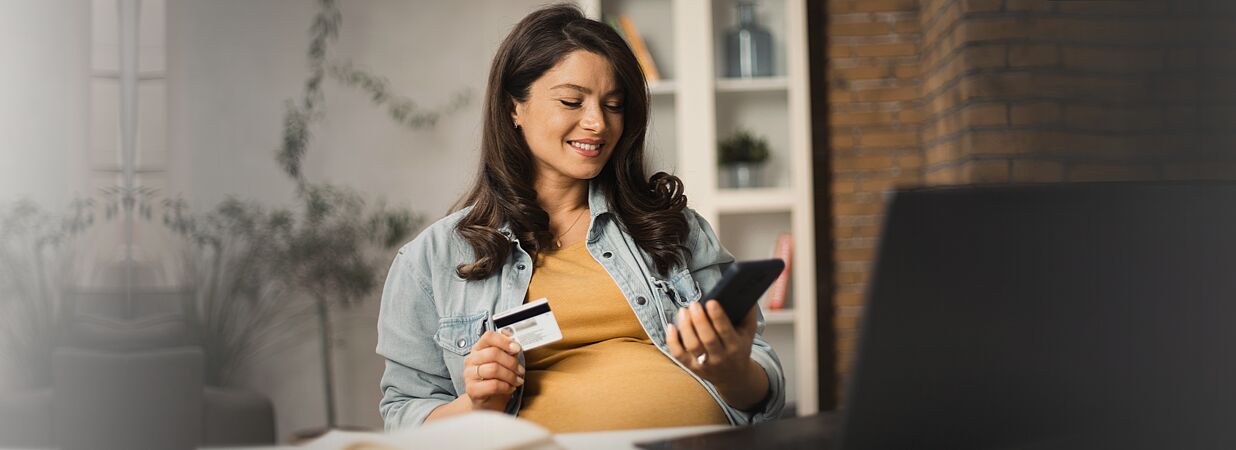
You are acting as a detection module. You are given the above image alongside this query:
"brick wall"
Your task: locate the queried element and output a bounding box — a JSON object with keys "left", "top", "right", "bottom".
{"left": 920, "top": 0, "right": 1236, "bottom": 184}
{"left": 825, "top": 0, "right": 923, "bottom": 383}
{"left": 822, "top": 0, "right": 1236, "bottom": 402}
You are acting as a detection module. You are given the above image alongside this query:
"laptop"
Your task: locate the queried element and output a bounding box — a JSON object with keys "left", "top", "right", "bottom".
{"left": 641, "top": 182, "right": 1236, "bottom": 450}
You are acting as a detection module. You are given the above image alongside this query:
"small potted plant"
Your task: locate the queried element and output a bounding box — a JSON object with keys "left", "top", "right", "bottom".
{"left": 718, "top": 129, "right": 771, "bottom": 188}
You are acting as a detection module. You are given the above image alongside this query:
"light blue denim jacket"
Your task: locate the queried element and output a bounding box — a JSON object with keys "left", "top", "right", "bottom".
{"left": 376, "top": 181, "right": 786, "bottom": 430}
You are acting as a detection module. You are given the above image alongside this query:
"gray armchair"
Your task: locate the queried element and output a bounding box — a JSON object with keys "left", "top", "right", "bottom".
{"left": 0, "top": 313, "right": 276, "bottom": 450}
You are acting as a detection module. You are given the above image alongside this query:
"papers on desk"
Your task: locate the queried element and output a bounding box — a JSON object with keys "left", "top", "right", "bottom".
{"left": 304, "top": 411, "right": 561, "bottom": 450}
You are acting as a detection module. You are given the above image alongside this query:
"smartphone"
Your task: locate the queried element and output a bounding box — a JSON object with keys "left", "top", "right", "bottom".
{"left": 700, "top": 259, "right": 786, "bottom": 325}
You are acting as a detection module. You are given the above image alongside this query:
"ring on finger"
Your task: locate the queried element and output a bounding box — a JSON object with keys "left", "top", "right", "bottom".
{"left": 476, "top": 363, "right": 485, "bottom": 381}
{"left": 696, "top": 354, "right": 707, "bottom": 364}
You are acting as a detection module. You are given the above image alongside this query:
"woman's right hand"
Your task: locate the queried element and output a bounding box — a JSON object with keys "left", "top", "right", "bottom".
{"left": 463, "top": 330, "right": 525, "bottom": 411}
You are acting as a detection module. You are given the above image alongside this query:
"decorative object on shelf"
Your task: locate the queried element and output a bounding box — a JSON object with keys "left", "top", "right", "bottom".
{"left": 616, "top": 15, "right": 660, "bottom": 82}
{"left": 718, "top": 129, "right": 771, "bottom": 188}
{"left": 725, "top": 1, "right": 774, "bottom": 78}
{"left": 767, "top": 233, "right": 793, "bottom": 310}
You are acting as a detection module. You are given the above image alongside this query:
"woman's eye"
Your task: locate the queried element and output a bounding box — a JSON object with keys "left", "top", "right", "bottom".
{"left": 559, "top": 100, "right": 582, "bottom": 108}
{"left": 605, "top": 104, "right": 624, "bottom": 112}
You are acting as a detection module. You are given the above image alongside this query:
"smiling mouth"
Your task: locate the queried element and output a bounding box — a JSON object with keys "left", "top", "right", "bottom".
{"left": 568, "top": 141, "right": 603, "bottom": 151}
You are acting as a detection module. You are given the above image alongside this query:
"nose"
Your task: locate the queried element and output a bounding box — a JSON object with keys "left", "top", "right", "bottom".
{"left": 580, "top": 103, "right": 607, "bottom": 134}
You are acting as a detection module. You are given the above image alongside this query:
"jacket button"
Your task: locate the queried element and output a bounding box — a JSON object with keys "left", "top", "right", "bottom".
{"left": 456, "top": 338, "right": 467, "bottom": 348}
{"left": 636, "top": 296, "right": 647, "bottom": 305}
{"left": 602, "top": 251, "right": 613, "bottom": 258}
{"left": 517, "top": 263, "right": 526, "bottom": 270}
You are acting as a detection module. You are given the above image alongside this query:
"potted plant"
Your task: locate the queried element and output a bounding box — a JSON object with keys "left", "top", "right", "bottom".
{"left": 718, "top": 129, "right": 771, "bottom": 188}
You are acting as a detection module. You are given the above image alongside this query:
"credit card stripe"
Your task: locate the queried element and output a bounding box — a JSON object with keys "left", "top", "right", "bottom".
{"left": 492, "top": 302, "right": 552, "bottom": 328}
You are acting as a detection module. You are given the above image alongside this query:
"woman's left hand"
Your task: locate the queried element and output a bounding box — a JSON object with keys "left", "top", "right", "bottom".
{"left": 666, "top": 300, "right": 770, "bottom": 411}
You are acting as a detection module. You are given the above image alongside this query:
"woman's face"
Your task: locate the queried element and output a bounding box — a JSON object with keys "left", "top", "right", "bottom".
{"left": 512, "top": 50, "right": 625, "bottom": 186}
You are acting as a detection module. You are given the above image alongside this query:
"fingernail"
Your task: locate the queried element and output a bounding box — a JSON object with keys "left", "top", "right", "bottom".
{"left": 666, "top": 324, "right": 676, "bottom": 334}
{"left": 517, "top": 376, "right": 525, "bottom": 385}
{"left": 518, "top": 365, "right": 526, "bottom": 375}
{"left": 509, "top": 342, "right": 521, "bottom": 353}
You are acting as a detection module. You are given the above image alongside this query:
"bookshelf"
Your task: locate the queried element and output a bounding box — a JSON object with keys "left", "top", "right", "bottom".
{"left": 579, "top": 0, "right": 817, "bottom": 415}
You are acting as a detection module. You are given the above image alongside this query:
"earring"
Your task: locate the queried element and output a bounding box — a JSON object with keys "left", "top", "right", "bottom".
{"left": 513, "top": 121, "right": 520, "bottom": 129}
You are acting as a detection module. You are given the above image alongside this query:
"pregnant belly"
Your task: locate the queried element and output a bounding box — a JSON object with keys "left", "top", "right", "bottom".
{"left": 516, "top": 338, "right": 730, "bottom": 432}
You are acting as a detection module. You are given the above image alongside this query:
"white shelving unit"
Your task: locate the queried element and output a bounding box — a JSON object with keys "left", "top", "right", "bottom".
{"left": 580, "top": 0, "right": 817, "bottom": 415}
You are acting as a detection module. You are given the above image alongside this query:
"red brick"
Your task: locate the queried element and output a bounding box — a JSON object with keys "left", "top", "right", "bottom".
{"left": 1063, "top": 105, "right": 1163, "bottom": 133}
{"left": 926, "top": 140, "right": 961, "bottom": 166}
{"left": 830, "top": 132, "right": 856, "bottom": 148}
{"left": 832, "top": 21, "right": 896, "bottom": 37}
{"left": 897, "top": 108, "right": 925, "bottom": 124}
{"left": 966, "top": 159, "right": 1012, "bottom": 182}
{"left": 893, "top": 63, "right": 921, "bottom": 79}
{"left": 961, "top": 103, "right": 1008, "bottom": 127}
{"left": 1061, "top": 46, "right": 1163, "bottom": 73}
{"left": 898, "top": 153, "right": 925, "bottom": 170}
{"left": 1008, "top": 43, "right": 1059, "bottom": 68}
{"left": 962, "top": 0, "right": 1004, "bottom": 13}
{"left": 963, "top": 17, "right": 1041, "bottom": 42}
{"left": 833, "top": 110, "right": 897, "bottom": 126}
{"left": 832, "top": 178, "right": 858, "bottom": 194}
{"left": 834, "top": 291, "right": 867, "bottom": 307}
{"left": 893, "top": 20, "right": 922, "bottom": 34}
{"left": 963, "top": 45, "right": 1008, "bottom": 69}
{"left": 1011, "top": 101, "right": 1061, "bottom": 125}
{"left": 833, "top": 201, "right": 887, "bottom": 215}
{"left": 853, "top": 42, "right": 919, "bottom": 57}
{"left": 1004, "top": 0, "right": 1055, "bottom": 12}
{"left": 925, "top": 165, "right": 963, "bottom": 185}
{"left": 834, "top": 155, "right": 896, "bottom": 171}
{"left": 855, "top": 86, "right": 920, "bottom": 102}
{"left": 858, "top": 130, "right": 919, "bottom": 148}
{"left": 960, "top": 72, "right": 1035, "bottom": 100}
{"left": 963, "top": 130, "right": 1040, "bottom": 155}
{"left": 848, "top": 0, "right": 918, "bottom": 13}
{"left": 833, "top": 65, "right": 891, "bottom": 80}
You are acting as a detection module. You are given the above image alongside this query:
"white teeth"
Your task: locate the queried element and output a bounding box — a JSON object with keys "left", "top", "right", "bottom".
{"left": 570, "top": 141, "right": 600, "bottom": 151}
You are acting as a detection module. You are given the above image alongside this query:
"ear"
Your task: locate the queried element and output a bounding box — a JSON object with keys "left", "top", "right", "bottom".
{"left": 510, "top": 97, "right": 524, "bottom": 128}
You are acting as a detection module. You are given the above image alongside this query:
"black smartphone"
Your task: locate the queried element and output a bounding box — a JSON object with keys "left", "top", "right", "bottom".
{"left": 700, "top": 258, "right": 786, "bottom": 325}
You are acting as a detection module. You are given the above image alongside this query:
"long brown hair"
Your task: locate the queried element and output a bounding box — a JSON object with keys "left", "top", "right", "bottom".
{"left": 453, "top": 3, "right": 689, "bottom": 280}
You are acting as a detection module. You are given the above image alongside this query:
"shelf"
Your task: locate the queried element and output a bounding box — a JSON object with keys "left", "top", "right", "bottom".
{"left": 715, "top": 188, "right": 795, "bottom": 214}
{"left": 762, "top": 308, "right": 796, "bottom": 324}
{"left": 716, "top": 76, "right": 789, "bottom": 93}
{"left": 648, "top": 79, "right": 676, "bottom": 96}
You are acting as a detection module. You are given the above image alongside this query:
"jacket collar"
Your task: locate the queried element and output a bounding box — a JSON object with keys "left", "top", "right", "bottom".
{"left": 495, "top": 178, "right": 611, "bottom": 238}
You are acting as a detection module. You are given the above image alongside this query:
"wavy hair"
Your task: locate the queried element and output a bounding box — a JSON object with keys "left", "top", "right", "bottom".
{"left": 452, "top": 3, "right": 689, "bottom": 280}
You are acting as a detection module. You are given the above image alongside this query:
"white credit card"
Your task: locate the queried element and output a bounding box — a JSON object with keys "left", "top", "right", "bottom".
{"left": 492, "top": 298, "right": 562, "bottom": 351}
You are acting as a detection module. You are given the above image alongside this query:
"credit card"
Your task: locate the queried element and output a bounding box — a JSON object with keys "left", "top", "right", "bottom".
{"left": 491, "top": 298, "right": 562, "bottom": 351}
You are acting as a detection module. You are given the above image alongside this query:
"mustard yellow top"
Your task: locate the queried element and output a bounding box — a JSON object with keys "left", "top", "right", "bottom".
{"left": 516, "top": 240, "right": 729, "bottom": 432}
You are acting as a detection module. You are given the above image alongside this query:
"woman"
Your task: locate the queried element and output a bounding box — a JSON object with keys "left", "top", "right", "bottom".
{"left": 377, "top": 4, "right": 785, "bottom": 432}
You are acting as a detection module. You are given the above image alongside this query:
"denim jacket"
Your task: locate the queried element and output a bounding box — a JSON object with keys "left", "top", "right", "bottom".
{"left": 376, "top": 181, "right": 786, "bottom": 430}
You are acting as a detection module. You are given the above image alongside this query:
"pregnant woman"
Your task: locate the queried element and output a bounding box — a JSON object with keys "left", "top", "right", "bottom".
{"left": 377, "top": 4, "right": 785, "bottom": 433}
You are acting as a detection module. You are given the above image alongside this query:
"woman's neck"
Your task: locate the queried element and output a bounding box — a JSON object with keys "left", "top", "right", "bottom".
{"left": 536, "top": 177, "right": 589, "bottom": 215}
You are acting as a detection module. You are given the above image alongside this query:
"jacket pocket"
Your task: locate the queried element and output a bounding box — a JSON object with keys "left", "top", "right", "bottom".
{"left": 434, "top": 311, "right": 489, "bottom": 357}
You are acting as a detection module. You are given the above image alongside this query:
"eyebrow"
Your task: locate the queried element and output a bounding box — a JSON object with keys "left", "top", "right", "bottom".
{"left": 550, "top": 83, "right": 623, "bottom": 97}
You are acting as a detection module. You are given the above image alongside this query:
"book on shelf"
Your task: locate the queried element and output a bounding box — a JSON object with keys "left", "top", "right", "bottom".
{"left": 766, "top": 233, "right": 793, "bottom": 310}
{"left": 615, "top": 15, "right": 661, "bottom": 82}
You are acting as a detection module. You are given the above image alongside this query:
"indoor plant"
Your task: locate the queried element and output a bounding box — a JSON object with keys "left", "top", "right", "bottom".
{"left": 718, "top": 129, "right": 771, "bottom": 188}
